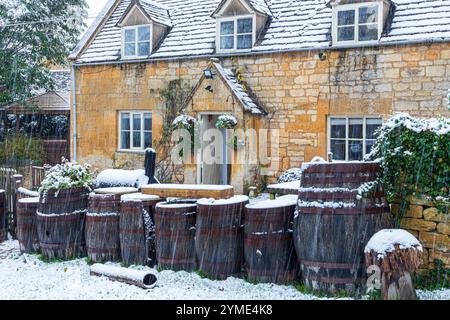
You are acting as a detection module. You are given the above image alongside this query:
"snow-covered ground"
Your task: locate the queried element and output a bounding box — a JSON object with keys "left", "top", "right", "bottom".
{"left": 0, "top": 240, "right": 448, "bottom": 300}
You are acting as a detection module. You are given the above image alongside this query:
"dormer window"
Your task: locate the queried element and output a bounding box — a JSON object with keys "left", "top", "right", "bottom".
{"left": 331, "top": 1, "right": 388, "bottom": 46}
{"left": 122, "top": 25, "right": 151, "bottom": 59}
{"left": 219, "top": 17, "right": 254, "bottom": 51}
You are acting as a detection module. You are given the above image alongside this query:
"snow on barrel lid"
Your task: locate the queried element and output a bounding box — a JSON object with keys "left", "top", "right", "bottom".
{"left": 121, "top": 193, "right": 161, "bottom": 202}
{"left": 0, "top": 189, "right": 4, "bottom": 193}
{"left": 94, "top": 187, "right": 138, "bottom": 195}
{"left": 18, "top": 197, "right": 40, "bottom": 204}
{"left": 364, "top": 229, "right": 423, "bottom": 259}
{"left": 155, "top": 202, "right": 197, "bottom": 209}
{"left": 197, "top": 195, "right": 249, "bottom": 206}
{"left": 246, "top": 195, "right": 298, "bottom": 209}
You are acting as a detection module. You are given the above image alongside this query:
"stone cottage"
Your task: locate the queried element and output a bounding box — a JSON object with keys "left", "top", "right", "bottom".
{"left": 69, "top": 0, "right": 450, "bottom": 193}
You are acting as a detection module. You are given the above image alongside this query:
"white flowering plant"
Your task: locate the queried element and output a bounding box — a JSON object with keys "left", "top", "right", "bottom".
{"left": 216, "top": 114, "right": 237, "bottom": 129}
{"left": 38, "top": 158, "right": 94, "bottom": 196}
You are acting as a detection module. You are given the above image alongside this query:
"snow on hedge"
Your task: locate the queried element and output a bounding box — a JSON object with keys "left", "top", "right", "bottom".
{"left": 364, "top": 229, "right": 423, "bottom": 259}
{"left": 277, "top": 168, "right": 302, "bottom": 183}
{"left": 172, "top": 115, "right": 196, "bottom": 129}
{"left": 95, "top": 169, "right": 149, "bottom": 189}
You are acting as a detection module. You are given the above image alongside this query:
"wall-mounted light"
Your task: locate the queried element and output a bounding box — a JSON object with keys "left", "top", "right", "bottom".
{"left": 204, "top": 68, "right": 214, "bottom": 79}
{"left": 318, "top": 51, "right": 328, "bottom": 61}
{"left": 205, "top": 85, "right": 213, "bottom": 93}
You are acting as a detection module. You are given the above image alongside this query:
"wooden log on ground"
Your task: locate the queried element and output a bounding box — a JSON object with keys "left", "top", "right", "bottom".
{"left": 154, "top": 201, "right": 197, "bottom": 271}
{"left": 142, "top": 184, "right": 234, "bottom": 199}
{"left": 37, "top": 187, "right": 89, "bottom": 260}
{"left": 245, "top": 195, "right": 299, "bottom": 284}
{"left": 121, "top": 193, "right": 162, "bottom": 267}
{"left": 365, "top": 229, "right": 423, "bottom": 300}
{"left": 86, "top": 193, "right": 121, "bottom": 263}
{"left": 196, "top": 196, "right": 249, "bottom": 279}
{"left": 90, "top": 263, "right": 157, "bottom": 289}
{"left": 17, "top": 197, "right": 40, "bottom": 253}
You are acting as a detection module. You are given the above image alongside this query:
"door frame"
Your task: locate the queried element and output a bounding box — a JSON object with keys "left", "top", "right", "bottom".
{"left": 196, "top": 112, "right": 232, "bottom": 184}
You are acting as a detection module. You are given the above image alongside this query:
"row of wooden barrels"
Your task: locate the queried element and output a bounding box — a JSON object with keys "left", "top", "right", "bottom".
{"left": 7, "top": 162, "right": 392, "bottom": 294}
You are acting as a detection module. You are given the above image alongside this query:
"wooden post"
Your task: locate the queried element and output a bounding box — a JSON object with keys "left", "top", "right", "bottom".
{"left": 10, "top": 174, "right": 23, "bottom": 239}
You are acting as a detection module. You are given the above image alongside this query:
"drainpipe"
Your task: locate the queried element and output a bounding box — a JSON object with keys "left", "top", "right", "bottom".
{"left": 71, "top": 64, "right": 78, "bottom": 162}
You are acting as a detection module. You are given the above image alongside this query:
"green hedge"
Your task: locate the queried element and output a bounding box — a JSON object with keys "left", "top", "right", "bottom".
{"left": 367, "top": 113, "right": 449, "bottom": 212}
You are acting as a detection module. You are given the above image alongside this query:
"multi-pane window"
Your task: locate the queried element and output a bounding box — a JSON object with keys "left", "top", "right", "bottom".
{"left": 120, "top": 112, "right": 152, "bottom": 150}
{"left": 335, "top": 4, "right": 379, "bottom": 44}
{"left": 329, "top": 117, "right": 382, "bottom": 161}
{"left": 123, "top": 25, "right": 151, "bottom": 58}
{"left": 219, "top": 17, "right": 253, "bottom": 51}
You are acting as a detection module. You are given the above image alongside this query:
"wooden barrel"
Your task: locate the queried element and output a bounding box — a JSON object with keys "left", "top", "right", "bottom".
{"left": 294, "top": 162, "right": 392, "bottom": 294}
{"left": 121, "top": 193, "right": 162, "bottom": 267}
{"left": 37, "top": 187, "right": 89, "bottom": 260}
{"left": 0, "top": 190, "right": 6, "bottom": 242}
{"left": 244, "top": 195, "right": 299, "bottom": 284}
{"left": 154, "top": 201, "right": 197, "bottom": 271}
{"left": 17, "top": 197, "right": 40, "bottom": 253}
{"left": 86, "top": 193, "right": 121, "bottom": 263}
{"left": 196, "top": 196, "right": 249, "bottom": 279}
{"left": 120, "top": 200, "right": 148, "bottom": 266}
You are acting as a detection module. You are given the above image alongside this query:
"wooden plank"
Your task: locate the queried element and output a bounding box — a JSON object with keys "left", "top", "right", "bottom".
{"left": 142, "top": 184, "right": 234, "bottom": 199}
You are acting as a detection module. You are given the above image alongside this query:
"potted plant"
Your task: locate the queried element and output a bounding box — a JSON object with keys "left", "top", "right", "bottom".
{"left": 36, "top": 158, "right": 94, "bottom": 260}
{"left": 216, "top": 114, "right": 238, "bottom": 129}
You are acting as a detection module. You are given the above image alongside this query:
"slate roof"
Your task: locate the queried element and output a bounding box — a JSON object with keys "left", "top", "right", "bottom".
{"left": 211, "top": 0, "right": 272, "bottom": 17}
{"left": 72, "top": 0, "right": 450, "bottom": 64}
{"left": 138, "top": 0, "right": 172, "bottom": 27}
{"left": 212, "top": 63, "right": 266, "bottom": 114}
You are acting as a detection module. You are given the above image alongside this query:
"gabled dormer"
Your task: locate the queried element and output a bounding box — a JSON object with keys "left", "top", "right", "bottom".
{"left": 116, "top": 0, "right": 171, "bottom": 60}
{"left": 328, "top": 0, "right": 394, "bottom": 46}
{"left": 212, "top": 0, "right": 271, "bottom": 53}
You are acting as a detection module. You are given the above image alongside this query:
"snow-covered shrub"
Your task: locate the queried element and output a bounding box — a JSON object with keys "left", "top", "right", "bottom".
{"left": 216, "top": 114, "right": 237, "bottom": 129}
{"left": 39, "top": 158, "right": 94, "bottom": 196}
{"left": 278, "top": 168, "right": 302, "bottom": 183}
{"left": 366, "top": 113, "right": 450, "bottom": 209}
{"left": 172, "top": 115, "right": 196, "bottom": 130}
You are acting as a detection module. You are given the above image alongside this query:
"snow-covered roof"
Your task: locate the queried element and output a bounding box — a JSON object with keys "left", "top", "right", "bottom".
{"left": 72, "top": 0, "right": 450, "bottom": 64}
{"left": 211, "top": 0, "right": 272, "bottom": 17}
{"left": 212, "top": 63, "right": 266, "bottom": 114}
{"left": 118, "top": 0, "right": 172, "bottom": 27}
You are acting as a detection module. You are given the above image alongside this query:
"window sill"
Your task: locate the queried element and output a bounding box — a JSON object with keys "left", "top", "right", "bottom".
{"left": 116, "top": 149, "right": 147, "bottom": 154}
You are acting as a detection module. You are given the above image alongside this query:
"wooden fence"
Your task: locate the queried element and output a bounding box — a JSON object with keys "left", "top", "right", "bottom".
{"left": 0, "top": 168, "right": 21, "bottom": 237}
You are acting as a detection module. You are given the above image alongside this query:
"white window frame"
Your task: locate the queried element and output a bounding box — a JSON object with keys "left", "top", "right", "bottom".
{"left": 327, "top": 116, "right": 383, "bottom": 161}
{"left": 121, "top": 24, "right": 152, "bottom": 60}
{"left": 216, "top": 15, "right": 256, "bottom": 53}
{"left": 332, "top": 2, "right": 382, "bottom": 46}
{"left": 118, "top": 111, "right": 152, "bottom": 151}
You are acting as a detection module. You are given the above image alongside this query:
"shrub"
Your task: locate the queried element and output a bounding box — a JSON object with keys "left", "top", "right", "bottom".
{"left": 0, "top": 133, "right": 45, "bottom": 166}
{"left": 367, "top": 113, "right": 449, "bottom": 212}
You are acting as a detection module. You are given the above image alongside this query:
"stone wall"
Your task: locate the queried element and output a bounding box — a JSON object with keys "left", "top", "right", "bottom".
{"left": 393, "top": 197, "right": 449, "bottom": 274}
{"left": 72, "top": 42, "right": 450, "bottom": 188}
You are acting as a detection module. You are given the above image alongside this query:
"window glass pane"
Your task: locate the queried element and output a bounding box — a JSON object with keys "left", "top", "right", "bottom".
{"left": 349, "top": 118, "right": 363, "bottom": 139}
{"left": 121, "top": 131, "right": 130, "bottom": 149}
{"left": 359, "top": 6, "right": 378, "bottom": 24}
{"left": 330, "top": 118, "right": 346, "bottom": 139}
{"left": 125, "top": 43, "right": 135, "bottom": 56}
{"left": 359, "top": 24, "right": 378, "bottom": 41}
{"left": 121, "top": 113, "right": 130, "bottom": 130}
{"left": 337, "top": 26, "right": 354, "bottom": 41}
{"left": 124, "top": 29, "right": 135, "bottom": 42}
{"left": 366, "top": 118, "right": 382, "bottom": 139}
{"left": 338, "top": 10, "right": 355, "bottom": 25}
{"left": 330, "top": 139, "right": 346, "bottom": 160}
{"left": 237, "top": 34, "right": 252, "bottom": 49}
{"left": 138, "top": 42, "right": 150, "bottom": 56}
{"left": 138, "top": 26, "right": 150, "bottom": 41}
{"left": 133, "top": 114, "right": 141, "bottom": 131}
{"left": 221, "top": 36, "right": 234, "bottom": 49}
{"left": 366, "top": 139, "right": 375, "bottom": 155}
{"left": 348, "top": 140, "right": 363, "bottom": 160}
{"left": 144, "top": 131, "right": 152, "bottom": 148}
{"left": 237, "top": 18, "right": 252, "bottom": 34}
{"left": 133, "top": 132, "right": 141, "bottom": 148}
{"left": 144, "top": 113, "right": 152, "bottom": 131}
{"left": 220, "top": 21, "right": 234, "bottom": 35}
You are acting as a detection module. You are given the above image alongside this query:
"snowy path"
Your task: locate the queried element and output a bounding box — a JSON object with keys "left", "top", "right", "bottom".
{"left": 0, "top": 240, "right": 448, "bottom": 300}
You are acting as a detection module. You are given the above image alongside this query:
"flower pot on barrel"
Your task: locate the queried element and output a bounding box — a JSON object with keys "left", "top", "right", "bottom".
{"left": 36, "top": 159, "right": 93, "bottom": 260}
